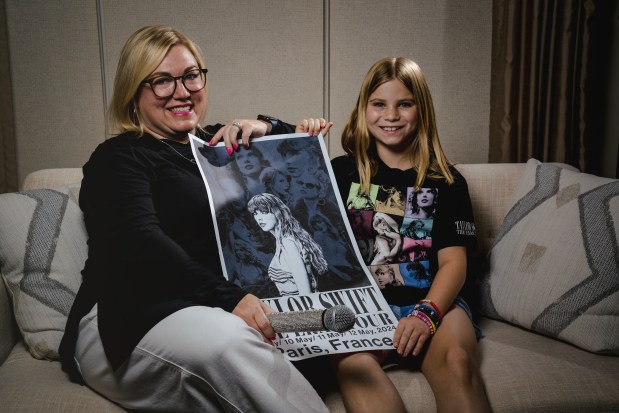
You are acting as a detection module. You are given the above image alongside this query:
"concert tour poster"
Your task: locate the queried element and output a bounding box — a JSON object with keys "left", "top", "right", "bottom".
{"left": 190, "top": 132, "right": 398, "bottom": 360}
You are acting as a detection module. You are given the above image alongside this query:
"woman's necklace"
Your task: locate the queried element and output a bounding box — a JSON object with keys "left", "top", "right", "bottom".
{"left": 157, "top": 138, "right": 196, "bottom": 164}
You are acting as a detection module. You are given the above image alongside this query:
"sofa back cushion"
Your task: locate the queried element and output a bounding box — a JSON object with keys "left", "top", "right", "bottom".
{"left": 456, "top": 163, "right": 529, "bottom": 255}
{"left": 479, "top": 159, "right": 619, "bottom": 354}
{"left": 0, "top": 184, "right": 86, "bottom": 359}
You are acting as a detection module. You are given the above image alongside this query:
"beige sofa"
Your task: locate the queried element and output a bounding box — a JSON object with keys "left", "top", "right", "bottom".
{"left": 1, "top": 164, "right": 618, "bottom": 413}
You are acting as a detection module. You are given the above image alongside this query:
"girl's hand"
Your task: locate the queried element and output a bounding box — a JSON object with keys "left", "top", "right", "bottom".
{"left": 209, "top": 119, "right": 270, "bottom": 154}
{"left": 296, "top": 118, "right": 333, "bottom": 136}
{"left": 392, "top": 315, "right": 432, "bottom": 357}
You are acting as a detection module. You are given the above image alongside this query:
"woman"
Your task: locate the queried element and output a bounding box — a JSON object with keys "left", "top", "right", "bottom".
{"left": 375, "top": 185, "right": 406, "bottom": 215}
{"left": 232, "top": 147, "right": 269, "bottom": 194}
{"left": 260, "top": 166, "right": 292, "bottom": 205}
{"left": 276, "top": 137, "right": 323, "bottom": 180}
{"left": 402, "top": 218, "right": 430, "bottom": 240}
{"left": 248, "top": 193, "right": 328, "bottom": 296}
{"left": 299, "top": 58, "right": 491, "bottom": 412}
{"left": 292, "top": 170, "right": 342, "bottom": 237}
{"left": 406, "top": 187, "right": 438, "bottom": 218}
{"left": 370, "top": 212, "right": 403, "bottom": 265}
{"left": 371, "top": 264, "right": 404, "bottom": 289}
{"left": 59, "top": 25, "right": 328, "bottom": 413}
{"left": 309, "top": 214, "right": 355, "bottom": 285}
{"left": 227, "top": 239, "right": 277, "bottom": 298}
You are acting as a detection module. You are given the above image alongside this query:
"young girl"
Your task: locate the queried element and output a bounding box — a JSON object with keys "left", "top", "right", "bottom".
{"left": 298, "top": 58, "right": 492, "bottom": 413}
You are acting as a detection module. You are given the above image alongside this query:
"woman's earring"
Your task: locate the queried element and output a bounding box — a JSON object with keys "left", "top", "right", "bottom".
{"left": 131, "top": 102, "right": 140, "bottom": 125}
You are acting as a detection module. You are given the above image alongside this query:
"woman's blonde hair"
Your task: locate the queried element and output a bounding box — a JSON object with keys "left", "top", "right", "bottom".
{"left": 341, "top": 57, "right": 454, "bottom": 192}
{"left": 107, "top": 25, "right": 206, "bottom": 136}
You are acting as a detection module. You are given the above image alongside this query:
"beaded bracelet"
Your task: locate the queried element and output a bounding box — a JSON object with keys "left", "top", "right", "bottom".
{"left": 417, "top": 306, "right": 439, "bottom": 331}
{"left": 409, "top": 310, "right": 436, "bottom": 335}
{"left": 416, "top": 303, "right": 440, "bottom": 321}
{"left": 413, "top": 300, "right": 441, "bottom": 334}
{"left": 419, "top": 299, "right": 442, "bottom": 320}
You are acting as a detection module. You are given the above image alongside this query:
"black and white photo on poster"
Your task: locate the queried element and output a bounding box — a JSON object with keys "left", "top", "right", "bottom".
{"left": 190, "top": 132, "right": 398, "bottom": 360}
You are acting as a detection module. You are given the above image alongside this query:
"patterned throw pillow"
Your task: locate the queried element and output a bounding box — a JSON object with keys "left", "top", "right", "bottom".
{"left": 0, "top": 185, "right": 86, "bottom": 360}
{"left": 479, "top": 159, "right": 619, "bottom": 354}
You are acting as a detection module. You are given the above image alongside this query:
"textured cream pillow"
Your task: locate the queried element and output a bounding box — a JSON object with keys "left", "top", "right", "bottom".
{"left": 479, "top": 159, "right": 619, "bottom": 354}
{"left": 0, "top": 185, "right": 85, "bottom": 359}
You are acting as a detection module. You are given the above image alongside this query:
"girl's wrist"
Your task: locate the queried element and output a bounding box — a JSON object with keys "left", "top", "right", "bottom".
{"left": 407, "top": 299, "right": 442, "bottom": 335}
{"left": 419, "top": 299, "right": 442, "bottom": 320}
{"left": 408, "top": 310, "right": 436, "bottom": 335}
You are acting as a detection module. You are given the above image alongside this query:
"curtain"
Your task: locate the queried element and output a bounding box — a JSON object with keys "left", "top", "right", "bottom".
{"left": 489, "top": 0, "right": 613, "bottom": 174}
{"left": 0, "top": 0, "right": 17, "bottom": 193}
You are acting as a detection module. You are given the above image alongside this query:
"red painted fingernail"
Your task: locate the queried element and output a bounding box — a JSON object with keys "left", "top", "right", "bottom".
{"left": 233, "top": 143, "right": 239, "bottom": 150}
{"left": 208, "top": 139, "right": 214, "bottom": 146}
{"left": 226, "top": 148, "right": 233, "bottom": 156}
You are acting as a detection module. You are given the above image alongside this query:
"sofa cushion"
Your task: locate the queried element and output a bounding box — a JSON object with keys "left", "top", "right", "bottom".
{"left": 0, "top": 185, "right": 86, "bottom": 360}
{"left": 0, "top": 341, "right": 126, "bottom": 412}
{"left": 324, "top": 318, "right": 619, "bottom": 413}
{"left": 476, "top": 318, "right": 619, "bottom": 412}
{"left": 479, "top": 159, "right": 619, "bottom": 354}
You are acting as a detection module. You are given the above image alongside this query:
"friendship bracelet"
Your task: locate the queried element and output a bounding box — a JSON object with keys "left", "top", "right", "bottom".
{"left": 414, "top": 303, "right": 440, "bottom": 325}
{"left": 419, "top": 299, "right": 442, "bottom": 320}
{"left": 409, "top": 310, "right": 436, "bottom": 335}
{"left": 409, "top": 310, "right": 432, "bottom": 330}
{"left": 412, "top": 303, "right": 441, "bottom": 333}
{"left": 413, "top": 311, "right": 436, "bottom": 335}
{"left": 416, "top": 304, "right": 440, "bottom": 321}
{"left": 419, "top": 310, "right": 438, "bottom": 333}
{"left": 421, "top": 311, "right": 437, "bottom": 333}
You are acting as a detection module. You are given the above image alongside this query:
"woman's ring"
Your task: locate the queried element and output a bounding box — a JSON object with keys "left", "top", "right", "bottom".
{"left": 232, "top": 122, "right": 242, "bottom": 130}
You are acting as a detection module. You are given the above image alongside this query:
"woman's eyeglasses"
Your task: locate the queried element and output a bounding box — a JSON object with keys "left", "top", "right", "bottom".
{"left": 142, "top": 68, "right": 208, "bottom": 98}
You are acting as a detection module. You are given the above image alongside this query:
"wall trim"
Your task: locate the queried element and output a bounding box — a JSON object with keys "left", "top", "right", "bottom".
{"left": 323, "top": 0, "right": 330, "bottom": 151}
{"left": 96, "top": 0, "right": 108, "bottom": 133}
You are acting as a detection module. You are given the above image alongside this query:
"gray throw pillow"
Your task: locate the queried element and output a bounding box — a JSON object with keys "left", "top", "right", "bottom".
{"left": 479, "top": 159, "right": 619, "bottom": 354}
{"left": 0, "top": 185, "right": 85, "bottom": 359}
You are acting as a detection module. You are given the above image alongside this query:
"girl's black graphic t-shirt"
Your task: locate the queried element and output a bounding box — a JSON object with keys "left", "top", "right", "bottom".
{"left": 331, "top": 155, "right": 478, "bottom": 307}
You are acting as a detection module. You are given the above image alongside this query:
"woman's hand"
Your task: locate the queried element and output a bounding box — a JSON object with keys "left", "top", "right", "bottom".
{"left": 209, "top": 119, "right": 270, "bottom": 153}
{"left": 296, "top": 118, "right": 333, "bottom": 136}
{"left": 392, "top": 314, "right": 432, "bottom": 357}
{"left": 232, "top": 293, "right": 276, "bottom": 344}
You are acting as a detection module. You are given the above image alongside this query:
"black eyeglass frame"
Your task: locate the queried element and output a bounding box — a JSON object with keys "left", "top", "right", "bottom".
{"left": 142, "top": 68, "right": 208, "bottom": 98}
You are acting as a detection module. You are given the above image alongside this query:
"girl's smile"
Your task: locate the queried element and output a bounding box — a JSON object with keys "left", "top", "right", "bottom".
{"left": 365, "top": 79, "right": 419, "bottom": 168}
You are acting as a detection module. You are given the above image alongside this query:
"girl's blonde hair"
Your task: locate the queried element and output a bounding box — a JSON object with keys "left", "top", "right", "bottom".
{"left": 107, "top": 25, "right": 206, "bottom": 136}
{"left": 341, "top": 57, "right": 454, "bottom": 192}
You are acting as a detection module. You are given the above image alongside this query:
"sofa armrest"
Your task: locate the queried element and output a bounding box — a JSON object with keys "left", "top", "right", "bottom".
{"left": 21, "top": 168, "right": 83, "bottom": 190}
{"left": 0, "top": 277, "right": 19, "bottom": 365}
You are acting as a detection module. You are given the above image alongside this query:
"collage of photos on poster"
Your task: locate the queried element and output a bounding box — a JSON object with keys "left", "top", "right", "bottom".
{"left": 190, "top": 133, "right": 399, "bottom": 360}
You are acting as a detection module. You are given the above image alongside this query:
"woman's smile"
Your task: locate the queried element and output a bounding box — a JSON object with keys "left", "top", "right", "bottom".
{"left": 167, "top": 104, "right": 193, "bottom": 116}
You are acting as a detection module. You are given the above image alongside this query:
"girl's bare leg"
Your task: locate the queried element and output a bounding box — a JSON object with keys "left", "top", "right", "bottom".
{"left": 332, "top": 351, "right": 405, "bottom": 413}
{"left": 420, "top": 306, "right": 492, "bottom": 413}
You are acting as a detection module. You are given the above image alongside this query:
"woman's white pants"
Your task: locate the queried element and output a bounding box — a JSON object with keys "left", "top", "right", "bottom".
{"left": 75, "top": 305, "right": 328, "bottom": 413}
